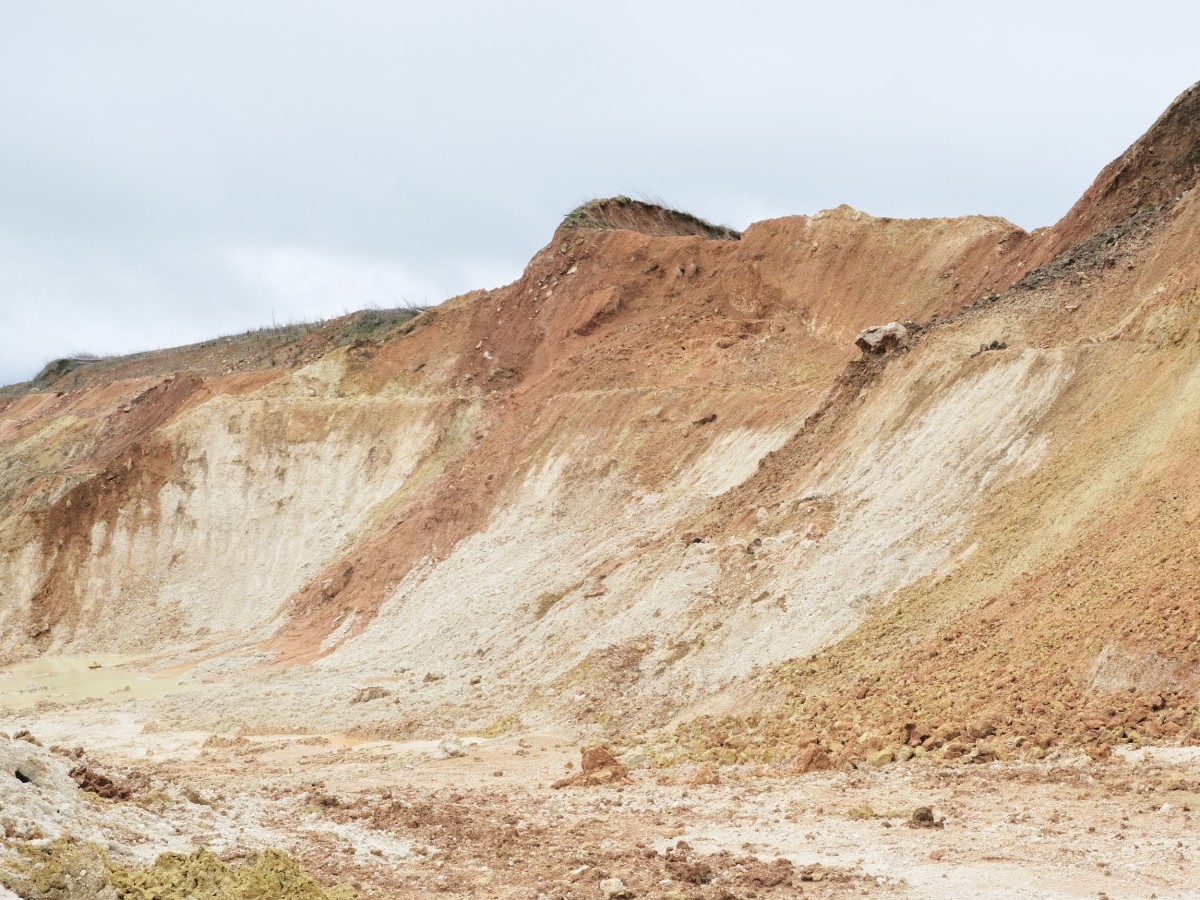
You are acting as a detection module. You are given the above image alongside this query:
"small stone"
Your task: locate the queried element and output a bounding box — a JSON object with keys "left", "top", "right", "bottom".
{"left": 908, "top": 806, "right": 944, "bottom": 829}
{"left": 689, "top": 762, "right": 720, "bottom": 786}
{"left": 434, "top": 736, "right": 467, "bottom": 759}
{"left": 350, "top": 685, "right": 390, "bottom": 704}
{"left": 600, "top": 877, "right": 632, "bottom": 898}
{"left": 867, "top": 748, "right": 894, "bottom": 768}
{"left": 793, "top": 745, "right": 834, "bottom": 774}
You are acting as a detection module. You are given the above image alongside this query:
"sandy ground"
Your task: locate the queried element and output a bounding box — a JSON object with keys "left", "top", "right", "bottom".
{"left": 4, "top": 660, "right": 1200, "bottom": 900}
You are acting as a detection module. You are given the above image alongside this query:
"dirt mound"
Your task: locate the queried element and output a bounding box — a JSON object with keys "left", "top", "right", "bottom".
{"left": 69, "top": 764, "right": 133, "bottom": 801}
{"left": 563, "top": 196, "right": 741, "bottom": 240}
{"left": 552, "top": 746, "right": 631, "bottom": 788}
{"left": 312, "top": 780, "right": 868, "bottom": 897}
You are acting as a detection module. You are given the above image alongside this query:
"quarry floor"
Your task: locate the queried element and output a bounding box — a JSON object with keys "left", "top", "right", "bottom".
{"left": 3, "top": 657, "right": 1200, "bottom": 899}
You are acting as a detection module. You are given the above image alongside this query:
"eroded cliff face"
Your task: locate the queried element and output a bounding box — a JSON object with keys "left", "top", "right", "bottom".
{"left": 2, "top": 86, "right": 1199, "bottom": 760}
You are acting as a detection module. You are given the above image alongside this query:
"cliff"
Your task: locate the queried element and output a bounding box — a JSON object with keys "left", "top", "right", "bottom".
{"left": 3, "top": 85, "right": 1200, "bottom": 765}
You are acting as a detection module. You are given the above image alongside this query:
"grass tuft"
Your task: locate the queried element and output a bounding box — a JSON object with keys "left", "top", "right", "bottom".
{"left": 562, "top": 196, "right": 740, "bottom": 241}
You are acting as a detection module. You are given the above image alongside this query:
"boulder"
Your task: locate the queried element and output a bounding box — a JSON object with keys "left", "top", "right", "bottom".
{"left": 854, "top": 322, "right": 908, "bottom": 354}
{"left": 433, "top": 736, "right": 467, "bottom": 759}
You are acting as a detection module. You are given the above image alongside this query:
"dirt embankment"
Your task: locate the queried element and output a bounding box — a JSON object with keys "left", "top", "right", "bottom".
{"left": 2, "top": 84, "right": 1200, "bottom": 772}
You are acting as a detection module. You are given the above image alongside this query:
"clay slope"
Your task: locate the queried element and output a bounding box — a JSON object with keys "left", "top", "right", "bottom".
{"left": 2, "top": 85, "right": 1200, "bottom": 764}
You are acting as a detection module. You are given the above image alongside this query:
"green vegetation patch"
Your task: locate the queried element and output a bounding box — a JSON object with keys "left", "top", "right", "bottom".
{"left": 26, "top": 356, "right": 104, "bottom": 392}
{"left": 563, "top": 196, "right": 741, "bottom": 241}
{"left": 467, "top": 714, "right": 523, "bottom": 738}
{"left": 1, "top": 839, "right": 356, "bottom": 900}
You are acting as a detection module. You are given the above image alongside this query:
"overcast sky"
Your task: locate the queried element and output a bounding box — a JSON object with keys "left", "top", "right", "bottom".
{"left": 1, "top": 2, "right": 1197, "bottom": 386}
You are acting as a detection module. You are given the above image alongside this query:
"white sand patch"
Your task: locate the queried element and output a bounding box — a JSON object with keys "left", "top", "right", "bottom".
{"left": 0, "top": 543, "right": 42, "bottom": 655}
{"left": 687, "top": 350, "right": 1072, "bottom": 684}
{"left": 45, "top": 377, "right": 438, "bottom": 650}
{"left": 325, "top": 427, "right": 795, "bottom": 695}
{"left": 676, "top": 427, "right": 793, "bottom": 498}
